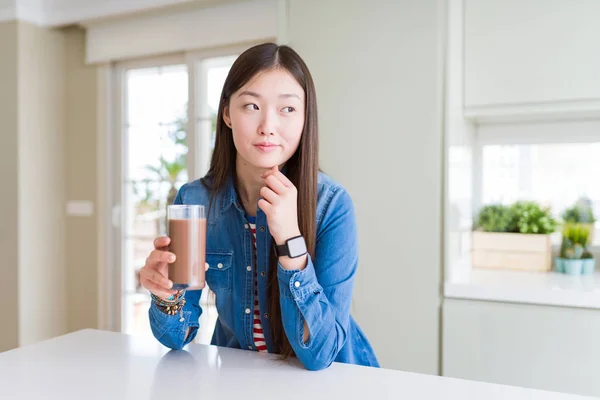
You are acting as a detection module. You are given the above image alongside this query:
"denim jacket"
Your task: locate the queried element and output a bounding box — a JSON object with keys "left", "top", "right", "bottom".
{"left": 149, "top": 172, "right": 379, "bottom": 371}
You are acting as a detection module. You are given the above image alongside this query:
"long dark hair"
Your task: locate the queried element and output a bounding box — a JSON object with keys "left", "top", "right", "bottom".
{"left": 201, "top": 43, "right": 319, "bottom": 358}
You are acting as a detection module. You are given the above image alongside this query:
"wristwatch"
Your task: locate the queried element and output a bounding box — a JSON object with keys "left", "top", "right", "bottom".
{"left": 274, "top": 235, "right": 308, "bottom": 258}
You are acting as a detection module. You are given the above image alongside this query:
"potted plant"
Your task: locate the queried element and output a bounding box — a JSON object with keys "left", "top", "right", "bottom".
{"left": 475, "top": 204, "right": 511, "bottom": 233}
{"left": 582, "top": 250, "right": 596, "bottom": 275}
{"left": 557, "top": 223, "right": 594, "bottom": 275}
{"left": 472, "top": 201, "right": 558, "bottom": 272}
{"left": 562, "top": 197, "right": 596, "bottom": 241}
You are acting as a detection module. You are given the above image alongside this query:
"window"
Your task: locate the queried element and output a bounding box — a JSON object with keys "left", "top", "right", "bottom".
{"left": 114, "top": 51, "right": 238, "bottom": 341}
{"left": 481, "top": 143, "right": 600, "bottom": 246}
{"left": 122, "top": 63, "right": 189, "bottom": 337}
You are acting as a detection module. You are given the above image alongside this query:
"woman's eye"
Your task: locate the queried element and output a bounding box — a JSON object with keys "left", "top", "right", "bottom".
{"left": 282, "top": 106, "right": 296, "bottom": 113}
{"left": 244, "top": 104, "right": 259, "bottom": 111}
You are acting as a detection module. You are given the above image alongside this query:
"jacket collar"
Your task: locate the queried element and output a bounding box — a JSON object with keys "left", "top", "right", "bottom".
{"left": 219, "top": 173, "right": 244, "bottom": 216}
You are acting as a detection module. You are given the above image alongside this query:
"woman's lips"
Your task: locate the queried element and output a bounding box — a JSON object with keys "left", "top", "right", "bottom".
{"left": 254, "top": 143, "right": 279, "bottom": 153}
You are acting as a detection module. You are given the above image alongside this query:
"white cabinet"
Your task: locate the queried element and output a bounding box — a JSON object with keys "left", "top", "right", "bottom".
{"left": 443, "top": 298, "right": 600, "bottom": 397}
{"left": 464, "top": 0, "right": 600, "bottom": 110}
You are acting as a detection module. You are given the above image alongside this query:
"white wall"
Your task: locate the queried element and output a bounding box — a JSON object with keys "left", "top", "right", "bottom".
{"left": 464, "top": 0, "right": 600, "bottom": 108}
{"left": 0, "top": 20, "right": 68, "bottom": 351}
{"left": 17, "top": 20, "right": 67, "bottom": 346}
{"left": 64, "top": 26, "right": 99, "bottom": 334}
{"left": 0, "top": 0, "right": 214, "bottom": 25}
{"left": 0, "top": 20, "right": 20, "bottom": 352}
{"left": 44, "top": 0, "right": 193, "bottom": 25}
{"left": 286, "top": 0, "right": 444, "bottom": 373}
{"left": 85, "top": 0, "right": 278, "bottom": 63}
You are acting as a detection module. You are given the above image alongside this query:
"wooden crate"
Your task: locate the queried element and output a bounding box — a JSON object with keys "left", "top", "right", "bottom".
{"left": 471, "top": 231, "right": 552, "bottom": 272}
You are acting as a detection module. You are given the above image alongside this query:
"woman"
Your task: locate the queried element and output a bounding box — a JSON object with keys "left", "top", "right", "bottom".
{"left": 140, "top": 42, "right": 379, "bottom": 371}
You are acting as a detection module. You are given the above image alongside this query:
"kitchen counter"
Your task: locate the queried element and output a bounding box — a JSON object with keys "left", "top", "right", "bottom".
{"left": 445, "top": 268, "right": 600, "bottom": 309}
{"left": 0, "top": 329, "right": 595, "bottom": 399}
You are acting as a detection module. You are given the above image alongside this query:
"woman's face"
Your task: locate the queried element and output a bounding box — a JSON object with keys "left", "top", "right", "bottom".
{"left": 224, "top": 68, "right": 306, "bottom": 170}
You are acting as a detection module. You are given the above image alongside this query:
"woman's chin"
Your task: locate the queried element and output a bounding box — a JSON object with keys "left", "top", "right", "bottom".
{"left": 250, "top": 155, "right": 285, "bottom": 170}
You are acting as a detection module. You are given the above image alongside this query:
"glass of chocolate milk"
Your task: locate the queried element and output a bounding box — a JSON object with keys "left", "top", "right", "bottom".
{"left": 167, "top": 205, "right": 206, "bottom": 290}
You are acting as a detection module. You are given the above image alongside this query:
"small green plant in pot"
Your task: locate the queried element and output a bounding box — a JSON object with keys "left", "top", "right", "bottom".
{"left": 558, "top": 224, "right": 594, "bottom": 275}
{"left": 582, "top": 249, "right": 596, "bottom": 274}
{"left": 562, "top": 197, "right": 596, "bottom": 242}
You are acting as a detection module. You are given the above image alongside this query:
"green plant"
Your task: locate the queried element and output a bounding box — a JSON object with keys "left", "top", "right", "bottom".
{"left": 476, "top": 204, "right": 511, "bottom": 232}
{"left": 582, "top": 250, "right": 594, "bottom": 260}
{"left": 508, "top": 201, "right": 557, "bottom": 234}
{"left": 562, "top": 198, "right": 596, "bottom": 224}
{"left": 560, "top": 223, "right": 592, "bottom": 259}
{"left": 561, "top": 241, "right": 584, "bottom": 259}
{"left": 563, "top": 223, "right": 591, "bottom": 246}
{"left": 146, "top": 154, "right": 187, "bottom": 206}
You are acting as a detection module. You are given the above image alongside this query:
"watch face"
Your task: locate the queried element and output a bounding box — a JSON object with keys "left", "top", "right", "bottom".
{"left": 287, "top": 236, "right": 307, "bottom": 257}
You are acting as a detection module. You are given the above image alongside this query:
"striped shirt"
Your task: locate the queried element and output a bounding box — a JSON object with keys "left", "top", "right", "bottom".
{"left": 246, "top": 215, "right": 267, "bottom": 353}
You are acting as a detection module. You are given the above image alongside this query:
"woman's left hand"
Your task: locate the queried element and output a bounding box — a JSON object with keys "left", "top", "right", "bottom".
{"left": 258, "top": 165, "right": 301, "bottom": 246}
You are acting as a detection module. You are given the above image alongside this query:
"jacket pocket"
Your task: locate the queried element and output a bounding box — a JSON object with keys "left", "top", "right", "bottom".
{"left": 206, "top": 250, "right": 233, "bottom": 292}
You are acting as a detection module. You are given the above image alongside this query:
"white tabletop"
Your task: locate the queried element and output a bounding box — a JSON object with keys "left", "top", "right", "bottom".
{"left": 0, "top": 329, "right": 595, "bottom": 400}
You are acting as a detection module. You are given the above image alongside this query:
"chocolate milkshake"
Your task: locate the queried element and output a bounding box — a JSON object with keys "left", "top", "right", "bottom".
{"left": 167, "top": 205, "right": 206, "bottom": 290}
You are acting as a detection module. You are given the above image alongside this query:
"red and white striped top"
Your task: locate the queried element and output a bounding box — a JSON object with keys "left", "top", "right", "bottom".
{"left": 247, "top": 218, "right": 267, "bottom": 352}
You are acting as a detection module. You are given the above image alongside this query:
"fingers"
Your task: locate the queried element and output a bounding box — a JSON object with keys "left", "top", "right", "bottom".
{"left": 264, "top": 174, "right": 287, "bottom": 195}
{"left": 148, "top": 249, "right": 176, "bottom": 264}
{"left": 205, "top": 262, "right": 209, "bottom": 271}
{"left": 140, "top": 261, "right": 177, "bottom": 298}
{"left": 258, "top": 198, "right": 272, "bottom": 214}
{"left": 141, "top": 277, "right": 177, "bottom": 299}
{"left": 154, "top": 236, "right": 171, "bottom": 250}
{"left": 142, "top": 266, "right": 173, "bottom": 289}
{"left": 262, "top": 166, "right": 293, "bottom": 188}
{"left": 259, "top": 186, "right": 279, "bottom": 205}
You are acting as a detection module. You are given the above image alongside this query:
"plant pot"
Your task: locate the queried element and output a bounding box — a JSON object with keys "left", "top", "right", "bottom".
{"left": 563, "top": 259, "right": 583, "bottom": 275}
{"left": 554, "top": 257, "right": 564, "bottom": 273}
{"left": 582, "top": 259, "right": 596, "bottom": 275}
{"left": 471, "top": 231, "right": 552, "bottom": 272}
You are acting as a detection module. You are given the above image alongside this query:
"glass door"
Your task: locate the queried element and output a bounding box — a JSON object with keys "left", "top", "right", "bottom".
{"left": 119, "top": 61, "right": 189, "bottom": 337}
{"left": 114, "top": 51, "right": 238, "bottom": 341}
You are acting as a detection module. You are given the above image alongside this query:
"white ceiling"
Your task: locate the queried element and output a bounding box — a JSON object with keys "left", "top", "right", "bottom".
{"left": 1, "top": 0, "right": 227, "bottom": 26}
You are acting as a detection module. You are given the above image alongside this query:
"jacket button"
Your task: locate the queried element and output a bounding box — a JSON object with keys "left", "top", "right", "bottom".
{"left": 217, "top": 263, "right": 223, "bottom": 269}
{"left": 260, "top": 271, "right": 266, "bottom": 277}
{"left": 245, "top": 308, "right": 251, "bottom": 314}
{"left": 259, "top": 226, "right": 266, "bottom": 232}
{"left": 246, "top": 266, "right": 252, "bottom": 272}
{"left": 294, "top": 281, "right": 301, "bottom": 288}
{"left": 264, "top": 313, "right": 270, "bottom": 318}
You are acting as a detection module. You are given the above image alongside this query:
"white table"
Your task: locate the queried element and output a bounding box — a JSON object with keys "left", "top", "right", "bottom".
{"left": 0, "top": 329, "right": 595, "bottom": 399}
